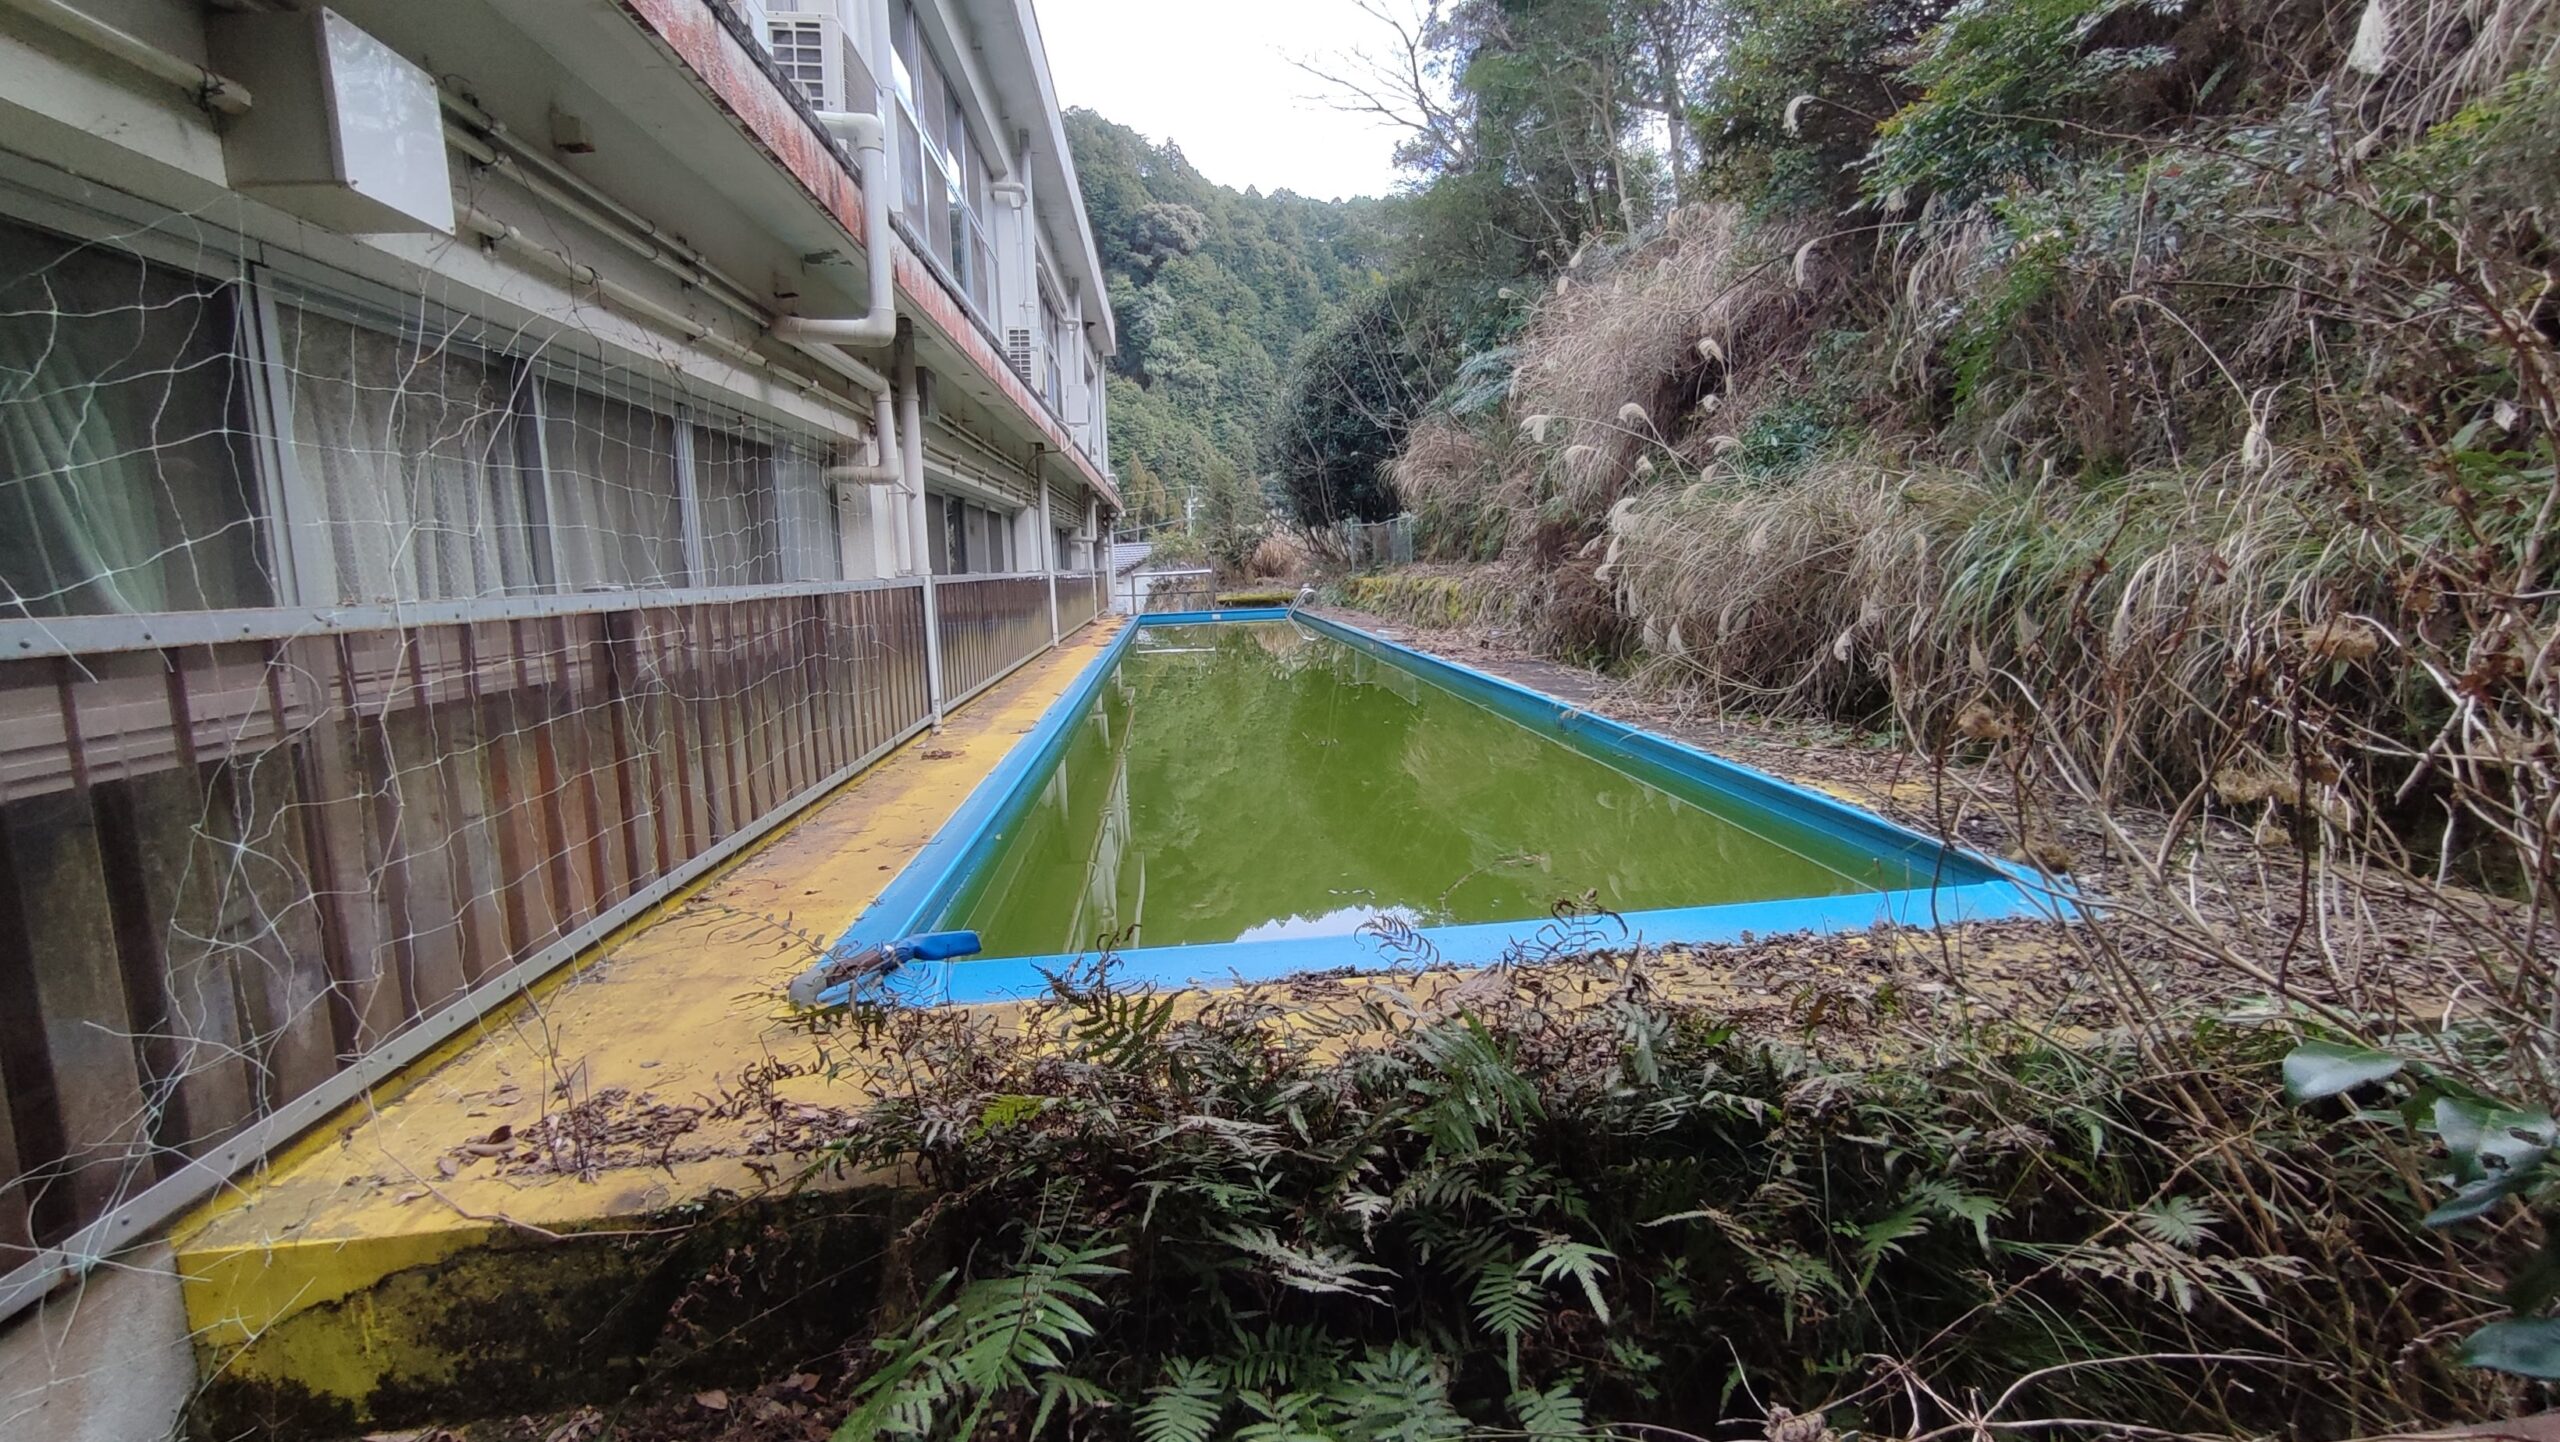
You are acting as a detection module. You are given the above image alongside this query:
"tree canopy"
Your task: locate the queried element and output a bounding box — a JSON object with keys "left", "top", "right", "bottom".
{"left": 1065, "top": 109, "right": 1384, "bottom": 537}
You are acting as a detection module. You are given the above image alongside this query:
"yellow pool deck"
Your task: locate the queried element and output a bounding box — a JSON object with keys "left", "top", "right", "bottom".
{"left": 171, "top": 621, "right": 1122, "bottom": 1412}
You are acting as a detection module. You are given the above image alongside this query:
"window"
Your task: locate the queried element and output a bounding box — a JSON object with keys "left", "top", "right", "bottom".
{"left": 0, "top": 219, "right": 270, "bottom": 617}
{"left": 1039, "top": 290, "right": 1068, "bottom": 413}
{"left": 930, "top": 494, "right": 960, "bottom": 575}
{"left": 886, "top": 3, "right": 997, "bottom": 321}
{"left": 772, "top": 440, "right": 838, "bottom": 582}
{"left": 929, "top": 491, "right": 1018, "bottom": 575}
{"left": 277, "top": 305, "right": 545, "bottom": 603}
{"left": 691, "top": 425, "right": 780, "bottom": 588}
{"left": 542, "top": 382, "right": 686, "bottom": 590}
{"left": 1, "top": 216, "right": 850, "bottom": 617}
{"left": 691, "top": 426, "right": 840, "bottom": 586}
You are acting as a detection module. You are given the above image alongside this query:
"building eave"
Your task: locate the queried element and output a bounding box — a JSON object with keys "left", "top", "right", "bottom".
{"left": 959, "top": 0, "right": 1113, "bottom": 355}
{"left": 611, "top": 0, "right": 1120, "bottom": 505}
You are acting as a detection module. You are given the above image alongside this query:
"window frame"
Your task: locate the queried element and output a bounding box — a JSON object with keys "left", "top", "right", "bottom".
{"left": 0, "top": 168, "right": 888, "bottom": 633}
{"left": 885, "top": 3, "right": 998, "bottom": 325}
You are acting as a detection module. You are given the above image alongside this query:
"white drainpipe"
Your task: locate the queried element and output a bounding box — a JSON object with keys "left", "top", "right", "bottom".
{"left": 771, "top": 108, "right": 899, "bottom": 349}
{"left": 900, "top": 334, "right": 944, "bottom": 718}
{"left": 826, "top": 389, "right": 901, "bottom": 486}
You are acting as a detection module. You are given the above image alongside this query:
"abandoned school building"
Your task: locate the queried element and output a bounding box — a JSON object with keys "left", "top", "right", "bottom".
{"left": 0, "top": 0, "right": 1119, "bottom": 1429}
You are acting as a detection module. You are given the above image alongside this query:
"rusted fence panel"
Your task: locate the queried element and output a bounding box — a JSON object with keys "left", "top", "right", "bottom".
{"left": 1056, "top": 572, "right": 1105, "bottom": 634}
{"left": 934, "top": 575, "right": 1055, "bottom": 706}
{"left": 0, "top": 580, "right": 933, "bottom": 1300}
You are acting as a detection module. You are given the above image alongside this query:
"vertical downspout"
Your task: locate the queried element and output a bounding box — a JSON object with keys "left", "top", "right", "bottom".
{"left": 1035, "top": 447, "right": 1059, "bottom": 644}
{"left": 899, "top": 328, "right": 942, "bottom": 724}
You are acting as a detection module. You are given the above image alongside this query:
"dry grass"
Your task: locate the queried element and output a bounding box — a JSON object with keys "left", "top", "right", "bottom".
{"left": 1396, "top": 206, "right": 1847, "bottom": 557}
{"left": 1388, "top": 415, "right": 1508, "bottom": 560}
{"left": 1244, "top": 530, "right": 1309, "bottom": 580}
{"left": 1512, "top": 206, "right": 1839, "bottom": 511}
{"left": 1604, "top": 448, "right": 2398, "bottom": 802}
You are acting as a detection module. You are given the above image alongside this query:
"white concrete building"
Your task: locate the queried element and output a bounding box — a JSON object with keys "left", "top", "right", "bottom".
{"left": 0, "top": 0, "right": 1119, "bottom": 1425}
{"left": 755, "top": 0, "right": 1118, "bottom": 575}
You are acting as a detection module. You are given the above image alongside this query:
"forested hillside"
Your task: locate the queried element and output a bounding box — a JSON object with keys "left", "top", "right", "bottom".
{"left": 1064, "top": 109, "right": 1383, "bottom": 546}
{"left": 1270, "top": 0, "right": 2558, "bottom": 828}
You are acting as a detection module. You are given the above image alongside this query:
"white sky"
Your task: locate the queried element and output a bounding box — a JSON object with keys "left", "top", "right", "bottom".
{"left": 1031, "top": 0, "right": 1412, "bottom": 201}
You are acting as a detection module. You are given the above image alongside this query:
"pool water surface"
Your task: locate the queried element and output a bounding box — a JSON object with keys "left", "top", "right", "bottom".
{"left": 942, "top": 621, "right": 1927, "bottom": 960}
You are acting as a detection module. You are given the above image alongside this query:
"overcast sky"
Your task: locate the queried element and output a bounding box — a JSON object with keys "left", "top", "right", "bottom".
{"left": 1031, "top": 0, "right": 1413, "bottom": 201}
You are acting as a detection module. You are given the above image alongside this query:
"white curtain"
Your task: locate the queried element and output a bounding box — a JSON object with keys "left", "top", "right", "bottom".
{"left": 690, "top": 425, "right": 778, "bottom": 588}
{"left": 278, "top": 306, "right": 540, "bottom": 604}
{"left": 772, "top": 440, "right": 839, "bottom": 582}
{"left": 0, "top": 220, "right": 268, "bottom": 617}
{"left": 542, "top": 381, "right": 684, "bottom": 591}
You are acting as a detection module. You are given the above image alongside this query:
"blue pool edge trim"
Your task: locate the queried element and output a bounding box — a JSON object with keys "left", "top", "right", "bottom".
{"left": 831, "top": 608, "right": 2074, "bottom": 1007}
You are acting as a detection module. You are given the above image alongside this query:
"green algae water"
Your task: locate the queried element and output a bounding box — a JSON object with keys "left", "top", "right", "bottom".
{"left": 943, "top": 622, "right": 1922, "bottom": 960}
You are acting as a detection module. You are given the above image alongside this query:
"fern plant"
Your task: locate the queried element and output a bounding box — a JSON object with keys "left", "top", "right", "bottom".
{"left": 794, "top": 956, "right": 2502, "bottom": 1441}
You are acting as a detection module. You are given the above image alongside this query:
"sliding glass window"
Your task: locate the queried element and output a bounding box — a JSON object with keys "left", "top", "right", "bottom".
{"left": 275, "top": 304, "right": 546, "bottom": 603}
{"left": 0, "top": 218, "right": 271, "bottom": 617}
{"left": 1, "top": 210, "right": 852, "bottom": 616}
{"left": 888, "top": 3, "right": 997, "bottom": 320}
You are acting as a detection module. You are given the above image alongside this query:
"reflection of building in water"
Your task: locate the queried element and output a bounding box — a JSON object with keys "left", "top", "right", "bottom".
{"left": 1058, "top": 671, "right": 1138, "bottom": 954}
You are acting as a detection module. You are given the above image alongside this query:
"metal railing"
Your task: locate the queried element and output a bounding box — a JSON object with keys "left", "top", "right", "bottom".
{"left": 0, "top": 567, "right": 1075, "bottom": 1322}
{"left": 932, "top": 574, "right": 1056, "bottom": 710}
{"left": 1056, "top": 571, "right": 1106, "bottom": 634}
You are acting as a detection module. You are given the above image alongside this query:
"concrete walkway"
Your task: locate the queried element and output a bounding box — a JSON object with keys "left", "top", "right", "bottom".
{"left": 169, "top": 621, "right": 1121, "bottom": 1431}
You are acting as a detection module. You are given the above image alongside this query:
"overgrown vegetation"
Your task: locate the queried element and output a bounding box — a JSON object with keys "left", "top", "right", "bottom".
{"left": 517, "top": 5, "right": 2560, "bottom": 1437}
{"left": 588, "top": 930, "right": 2539, "bottom": 1442}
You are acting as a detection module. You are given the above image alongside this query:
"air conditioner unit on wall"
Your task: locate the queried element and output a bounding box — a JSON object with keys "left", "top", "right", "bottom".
{"left": 766, "top": 13, "right": 846, "bottom": 110}
{"left": 1005, "top": 329, "right": 1036, "bottom": 382}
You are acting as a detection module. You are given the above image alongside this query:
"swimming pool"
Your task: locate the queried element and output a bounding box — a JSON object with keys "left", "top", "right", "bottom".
{"left": 833, "top": 610, "right": 2059, "bottom": 1005}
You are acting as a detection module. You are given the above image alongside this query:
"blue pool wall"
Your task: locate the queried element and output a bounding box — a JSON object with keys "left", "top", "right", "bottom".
{"left": 834, "top": 608, "right": 2070, "bottom": 1006}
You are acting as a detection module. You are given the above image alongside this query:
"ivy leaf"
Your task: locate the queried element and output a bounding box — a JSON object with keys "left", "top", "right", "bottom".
{"left": 2435, "top": 1097, "right": 2557, "bottom": 1182}
{"left": 2460, "top": 1318, "right": 2560, "bottom": 1378}
{"left": 2281, "top": 1041, "right": 2404, "bottom": 1101}
{"left": 2425, "top": 1173, "right": 2531, "bottom": 1229}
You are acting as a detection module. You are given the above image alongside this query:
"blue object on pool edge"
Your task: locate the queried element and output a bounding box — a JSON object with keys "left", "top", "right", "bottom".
{"left": 831, "top": 611, "right": 2073, "bottom": 1008}
{"left": 787, "top": 930, "right": 984, "bottom": 1010}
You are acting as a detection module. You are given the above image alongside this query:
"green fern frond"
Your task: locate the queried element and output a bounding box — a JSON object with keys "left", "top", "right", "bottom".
{"left": 1470, "top": 1258, "right": 1545, "bottom": 1386}
{"left": 1029, "top": 1372, "right": 1115, "bottom": 1437}
{"left": 1137, "top": 1357, "right": 1226, "bottom": 1442}
{"left": 1218, "top": 1224, "right": 1394, "bottom": 1299}
{"left": 1235, "top": 1387, "right": 1334, "bottom": 1442}
{"left": 1327, "top": 1343, "right": 1468, "bottom": 1442}
{"left": 1220, "top": 1321, "right": 1347, "bottom": 1394}
{"left": 1526, "top": 1236, "right": 1615, "bottom": 1324}
{"left": 2132, "top": 1195, "right": 2223, "bottom": 1250}
{"left": 1511, "top": 1380, "right": 1588, "bottom": 1441}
